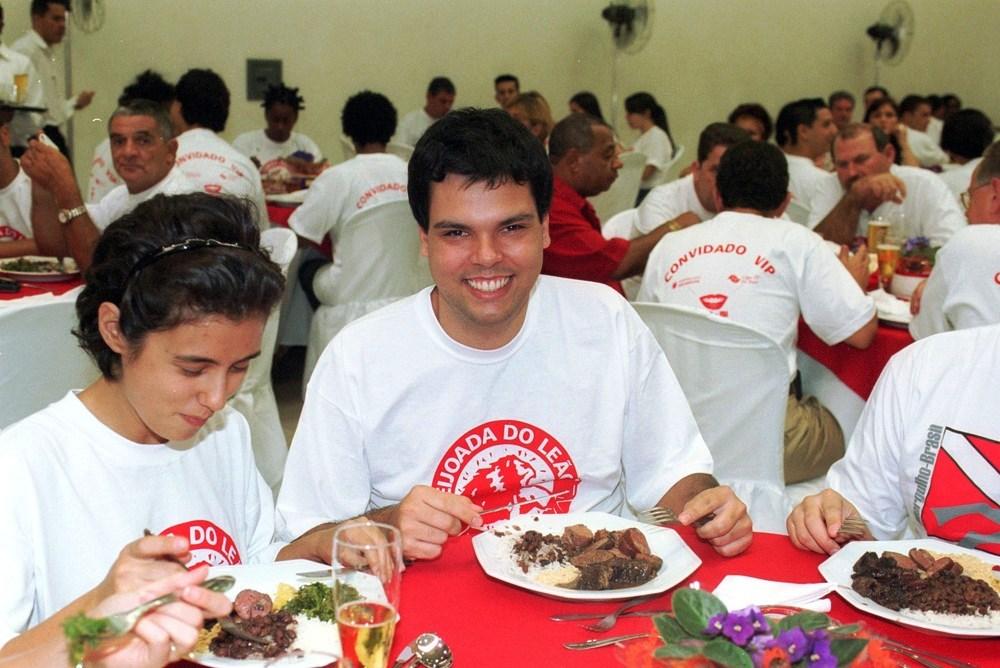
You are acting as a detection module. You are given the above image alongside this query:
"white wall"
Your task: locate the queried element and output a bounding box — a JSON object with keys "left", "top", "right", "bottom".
{"left": 2, "top": 0, "right": 997, "bottom": 181}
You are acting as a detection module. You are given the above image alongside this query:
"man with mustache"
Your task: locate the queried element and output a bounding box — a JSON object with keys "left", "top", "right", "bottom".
{"left": 638, "top": 140, "right": 876, "bottom": 484}
{"left": 21, "top": 99, "right": 190, "bottom": 271}
{"left": 807, "top": 123, "right": 965, "bottom": 246}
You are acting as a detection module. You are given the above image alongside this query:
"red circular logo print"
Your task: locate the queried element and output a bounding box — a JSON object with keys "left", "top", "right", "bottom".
{"left": 431, "top": 419, "right": 579, "bottom": 524}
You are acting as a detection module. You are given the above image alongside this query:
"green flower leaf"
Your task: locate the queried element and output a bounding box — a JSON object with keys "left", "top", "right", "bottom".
{"left": 701, "top": 638, "right": 754, "bottom": 668}
{"left": 654, "top": 643, "right": 703, "bottom": 659}
{"left": 829, "top": 623, "right": 861, "bottom": 635}
{"left": 654, "top": 613, "right": 692, "bottom": 643}
{"left": 830, "top": 637, "right": 869, "bottom": 666}
{"left": 673, "top": 588, "right": 727, "bottom": 636}
{"left": 773, "top": 610, "right": 830, "bottom": 633}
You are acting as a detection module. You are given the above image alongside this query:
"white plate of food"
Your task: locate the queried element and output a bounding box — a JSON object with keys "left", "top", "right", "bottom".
{"left": 0, "top": 255, "right": 80, "bottom": 282}
{"left": 192, "top": 559, "right": 382, "bottom": 667}
{"left": 818, "top": 538, "right": 1000, "bottom": 637}
{"left": 471, "top": 511, "right": 701, "bottom": 601}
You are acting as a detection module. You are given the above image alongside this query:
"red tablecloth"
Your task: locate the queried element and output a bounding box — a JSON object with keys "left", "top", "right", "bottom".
{"left": 797, "top": 321, "right": 914, "bottom": 400}
{"left": 181, "top": 530, "right": 992, "bottom": 667}
{"left": 0, "top": 276, "right": 82, "bottom": 301}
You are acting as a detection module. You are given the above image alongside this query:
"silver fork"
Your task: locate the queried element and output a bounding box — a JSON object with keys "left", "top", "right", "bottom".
{"left": 636, "top": 507, "right": 715, "bottom": 527}
{"left": 583, "top": 594, "right": 658, "bottom": 632}
{"left": 91, "top": 574, "right": 235, "bottom": 639}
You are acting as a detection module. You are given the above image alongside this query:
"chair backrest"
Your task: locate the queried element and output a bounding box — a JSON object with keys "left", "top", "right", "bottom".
{"left": 386, "top": 141, "right": 414, "bottom": 162}
{"left": 229, "top": 227, "right": 297, "bottom": 497}
{"left": 0, "top": 297, "right": 99, "bottom": 429}
{"left": 602, "top": 207, "right": 638, "bottom": 240}
{"left": 590, "top": 150, "right": 646, "bottom": 223}
{"left": 320, "top": 199, "right": 430, "bottom": 306}
{"left": 340, "top": 135, "right": 356, "bottom": 161}
{"left": 784, "top": 198, "right": 811, "bottom": 225}
{"left": 656, "top": 144, "right": 686, "bottom": 186}
{"left": 632, "top": 302, "right": 790, "bottom": 532}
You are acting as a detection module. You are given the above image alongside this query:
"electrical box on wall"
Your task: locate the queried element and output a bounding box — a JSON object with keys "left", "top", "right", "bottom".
{"left": 246, "top": 59, "right": 282, "bottom": 100}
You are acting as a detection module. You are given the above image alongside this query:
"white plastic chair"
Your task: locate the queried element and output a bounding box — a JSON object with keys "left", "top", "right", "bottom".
{"left": 0, "top": 293, "right": 99, "bottom": 429}
{"left": 590, "top": 150, "right": 646, "bottom": 223}
{"left": 632, "top": 302, "right": 790, "bottom": 533}
{"left": 602, "top": 207, "right": 638, "bottom": 241}
{"left": 304, "top": 200, "right": 433, "bottom": 383}
{"left": 386, "top": 141, "right": 414, "bottom": 162}
{"left": 228, "top": 227, "right": 297, "bottom": 498}
{"left": 655, "top": 144, "right": 686, "bottom": 186}
{"left": 340, "top": 135, "right": 356, "bottom": 161}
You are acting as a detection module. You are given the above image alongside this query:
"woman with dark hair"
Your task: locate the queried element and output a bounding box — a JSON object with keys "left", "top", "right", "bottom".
{"left": 727, "top": 103, "right": 773, "bottom": 142}
{"left": 864, "top": 98, "right": 919, "bottom": 166}
{"left": 568, "top": 91, "right": 604, "bottom": 122}
{"left": 625, "top": 92, "right": 675, "bottom": 203}
{"left": 0, "top": 193, "right": 334, "bottom": 656}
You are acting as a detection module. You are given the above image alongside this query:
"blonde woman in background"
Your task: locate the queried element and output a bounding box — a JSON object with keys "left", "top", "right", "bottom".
{"left": 505, "top": 91, "right": 554, "bottom": 146}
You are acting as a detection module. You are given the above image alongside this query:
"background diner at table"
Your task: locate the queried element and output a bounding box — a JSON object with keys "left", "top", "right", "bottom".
{"left": 1, "top": 1, "right": 998, "bottom": 664}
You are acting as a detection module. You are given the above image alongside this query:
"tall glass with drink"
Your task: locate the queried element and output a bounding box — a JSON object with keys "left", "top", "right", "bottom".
{"left": 867, "top": 218, "right": 891, "bottom": 250}
{"left": 333, "top": 521, "right": 403, "bottom": 668}
{"left": 877, "top": 243, "right": 901, "bottom": 290}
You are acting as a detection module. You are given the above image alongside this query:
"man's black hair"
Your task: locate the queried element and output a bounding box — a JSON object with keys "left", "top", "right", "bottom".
{"left": 262, "top": 83, "right": 305, "bottom": 112}
{"left": 494, "top": 74, "right": 519, "bottom": 88}
{"left": 717, "top": 141, "right": 788, "bottom": 213}
{"left": 697, "top": 122, "right": 750, "bottom": 162}
{"left": 941, "top": 109, "right": 995, "bottom": 161}
{"left": 775, "top": 98, "right": 826, "bottom": 147}
{"left": 727, "top": 103, "right": 773, "bottom": 141}
{"left": 408, "top": 108, "right": 552, "bottom": 231}
{"left": 31, "top": 0, "right": 68, "bottom": 16}
{"left": 864, "top": 85, "right": 890, "bottom": 99}
{"left": 898, "top": 94, "right": 929, "bottom": 117}
{"left": 427, "top": 77, "right": 455, "bottom": 96}
{"left": 118, "top": 70, "right": 174, "bottom": 107}
{"left": 828, "top": 90, "right": 855, "bottom": 107}
{"left": 342, "top": 90, "right": 397, "bottom": 147}
{"left": 174, "top": 69, "right": 229, "bottom": 132}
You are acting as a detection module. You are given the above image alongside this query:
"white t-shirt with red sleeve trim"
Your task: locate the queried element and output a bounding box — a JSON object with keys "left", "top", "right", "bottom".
{"left": 636, "top": 210, "right": 875, "bottom": 378}
{"left": 275, "top": 276, "right": 713, "bottom": 540}
{"left": 826, "top": 324, "right": 1000, "bottom": 554}
{"left": 0, "top": 393, "right": 283, "bottom": 642}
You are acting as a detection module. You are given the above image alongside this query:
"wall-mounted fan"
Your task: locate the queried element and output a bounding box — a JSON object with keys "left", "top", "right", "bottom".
{"left": 72, "top": 0, "right": 106, "bottom": 33}
{"left": 866, "top": 0, "right": 915, "bottom": 83}
{"left": 600, "top": 0, "right": 654, "bottom": 131}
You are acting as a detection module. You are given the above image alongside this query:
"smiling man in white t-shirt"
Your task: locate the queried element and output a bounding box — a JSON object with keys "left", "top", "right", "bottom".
{"left": 277, "top": 109, "right": 753, "bottom": 562}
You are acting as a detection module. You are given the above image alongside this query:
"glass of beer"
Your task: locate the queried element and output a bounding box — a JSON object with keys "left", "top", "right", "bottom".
{"left": 333, "top": 521, "right": 403, "bottom": 668}
{"left": 867, "top": 218, "right": 891, "bottom": 250}
{"left": 877, "top": 243, "right": 901, "bottom": 290}
{"left": 13, "top": 74, "right": 27, "bottom": 103}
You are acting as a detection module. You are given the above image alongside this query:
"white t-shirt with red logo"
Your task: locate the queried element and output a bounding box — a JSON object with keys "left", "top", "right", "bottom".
{"left": 0, "top": 393, "right": 282, "bottom": 641}
{"left": 636, "top": 210, "right": 875, "bottom": 377}
{"left": 826, "top": 324, "right": 1000, "bottom": 554}
{"left": 233, "top": 129, "right": 323, "bottom": 165}
{"left": 909, "top": 225, "right": 1000, "bottom": 340}
{"left": 0, "top": 168, "right": 33, "bottom": 244}
{"left": 174, "top": 128, "right": 268, "bottom": 229}
{"left": 275, "top": 276, "right": 713, "bottom": 540}
{"left": 85, "top": 166, "right": 193, "bottom": 230}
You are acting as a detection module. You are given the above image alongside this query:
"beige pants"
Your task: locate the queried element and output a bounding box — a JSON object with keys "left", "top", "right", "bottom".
{"left": 783, "top": 394, "right": 844, "bottom": 484}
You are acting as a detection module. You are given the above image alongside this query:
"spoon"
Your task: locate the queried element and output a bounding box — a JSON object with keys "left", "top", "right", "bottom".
{"left": 412, "top": 633, "right": 453, "bottom": 668}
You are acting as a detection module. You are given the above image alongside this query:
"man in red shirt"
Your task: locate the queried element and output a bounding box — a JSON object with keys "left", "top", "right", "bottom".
{"left": 544, "top": 113, "right": 688, "bottom": 294}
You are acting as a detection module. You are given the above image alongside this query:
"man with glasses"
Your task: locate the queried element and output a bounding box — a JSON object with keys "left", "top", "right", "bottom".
{"left": 909, "top": 141, "right": 1000, "bottom": 339}
{"left": 21, "top": 100, "right": 190, "bottom": 271}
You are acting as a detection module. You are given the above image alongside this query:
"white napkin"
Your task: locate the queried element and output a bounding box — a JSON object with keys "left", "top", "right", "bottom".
{"left": 869, "top": 288, "right": 911, "bottom": 320}
{"left": 712, "top": 575, "right": 834, "bottom": 612}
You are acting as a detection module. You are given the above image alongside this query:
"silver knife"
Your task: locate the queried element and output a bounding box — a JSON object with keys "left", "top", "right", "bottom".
{"left": 550, "top": 609, "right": 670, "bottom": 621}
{"left": 564, "top": 633, "right": 649, "bottom": 650}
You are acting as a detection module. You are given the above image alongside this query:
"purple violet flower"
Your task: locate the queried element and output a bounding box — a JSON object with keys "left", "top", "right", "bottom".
{"left": 748, "top": 606, "right": 769, "bottom": 634}
{"left": 704, "top": 612, "right": 726, "bottom": 637}
{"left": 775, "top": 627, "right": 810, "bottom": 662}
{"left": 722, "top": 610, "right": 756, "bottom": 645}
{"left": 804, "top": 632, "right": 836, "bottom": 668}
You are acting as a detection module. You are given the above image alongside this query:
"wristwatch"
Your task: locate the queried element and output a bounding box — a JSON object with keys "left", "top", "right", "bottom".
{"left": 58, "top": 205, "right": 88, "bottom": 225}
